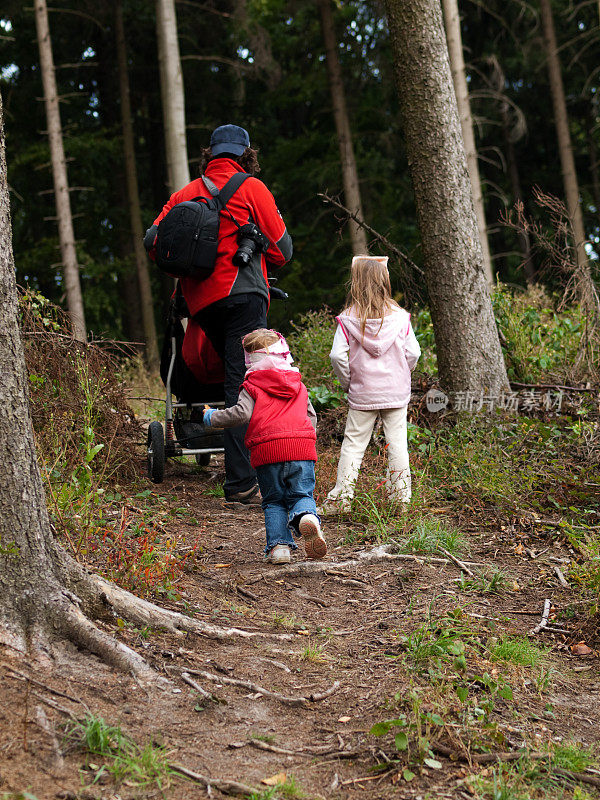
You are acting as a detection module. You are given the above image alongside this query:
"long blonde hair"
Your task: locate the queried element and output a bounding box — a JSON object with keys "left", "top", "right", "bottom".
{"left": 344, "top": 256, "right": 397, "bottom": 334}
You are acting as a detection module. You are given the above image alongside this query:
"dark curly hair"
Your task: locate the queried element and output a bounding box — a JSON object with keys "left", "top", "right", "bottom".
{"left": 198, "top": 146, "right": 261, "bottom": 177}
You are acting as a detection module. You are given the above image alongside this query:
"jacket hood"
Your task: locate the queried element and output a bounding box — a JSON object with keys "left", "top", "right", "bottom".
{"left": 339, "top": 307, "right": 409, "bottom": 358}
{"left": 245, "top": 368, "right": 303, "bottom": 399}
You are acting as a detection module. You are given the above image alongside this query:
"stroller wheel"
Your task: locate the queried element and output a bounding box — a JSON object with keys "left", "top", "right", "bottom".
{"left": 195, "top": 453, "right": 211, "bottom": 467}
{"left": 147, "top": 421, "right": 165, "bottom": 483}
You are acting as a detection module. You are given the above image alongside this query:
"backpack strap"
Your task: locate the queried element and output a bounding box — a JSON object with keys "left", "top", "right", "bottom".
{"left": 213, "top": 172, "right": 250, "bottom": 210}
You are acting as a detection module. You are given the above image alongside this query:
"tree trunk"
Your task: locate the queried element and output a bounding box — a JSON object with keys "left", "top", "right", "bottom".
{"left": 539, "top": 0, "right": 589, "bottom": 271}
{"left": 383, "top": 0, "right": 509, "bottom": 396}
{"left": 317, "top": 0, "right": 368, "bottom": 255}
{"left": 441, "top": 0, "right": 494, "bottom": 285}
{"left": 115, "top": 0, "right": 159, "bottom": 370}
{"left": 33, "top": 0, "right": 86, "bottom": 342}
{"left": 156, "top": 0, "right": 190, "bottom": 193}
{"left": 586, "top": 106, "right": 600, "bottom": 233}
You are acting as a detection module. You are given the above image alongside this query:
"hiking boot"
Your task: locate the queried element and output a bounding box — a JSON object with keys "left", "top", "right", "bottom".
{"left": 299, "top": 514, "right": 327, "bottom": 559}
{"left": 268, "top": 545, "right": 291, "bottom": 564}
{"left": 225, "top": 484, "right": 262, "bottom": 505}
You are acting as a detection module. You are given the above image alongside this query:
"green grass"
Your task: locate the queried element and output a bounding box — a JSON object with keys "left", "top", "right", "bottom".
{"left": 399, "top": 516, "right": 466, "bottom": 556}
{"left": 203, "top": 485, "right": 225, "bottom": 497}
{"left": 64, "top": 713, "right": 174, "bottom": 789}
{"left": 457, "top": 568, "right": 507, "bottom": 594}
{"left": 249, "top": 776, "right": 305, "bottom": 800}
{"left": 299, "top": 642, "right": 329, "bottom": 663}
{"left": 488, "top": 637, "right": 546, "bottom": 668}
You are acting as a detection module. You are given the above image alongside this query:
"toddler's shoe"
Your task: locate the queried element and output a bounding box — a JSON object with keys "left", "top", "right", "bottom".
{"left": 268, "top": 544, "right": 291, "bottom": 564}
{"left": 299, "top": 514, "right": 327, "bottom": 559}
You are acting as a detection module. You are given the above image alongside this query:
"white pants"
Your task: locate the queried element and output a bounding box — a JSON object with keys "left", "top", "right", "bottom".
{"left": 327, "top": 406, "right": 411, "bottom": 505}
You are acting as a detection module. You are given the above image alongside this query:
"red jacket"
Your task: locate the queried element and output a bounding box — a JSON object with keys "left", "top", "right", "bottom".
{"left": 152, "top": 159, "right": 292, "bottom": 315}
{"left": 242, "top": 369, "right": 317, "bottom": 468}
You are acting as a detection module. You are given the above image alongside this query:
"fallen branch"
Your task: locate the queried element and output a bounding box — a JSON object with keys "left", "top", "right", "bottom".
{"left": 181, "top": 668, "right": 340, "bottom": 707}
{"left": 181, "top": 671, "right": 215, "bottom": 703}
{"left": 317, "top": 192, "right": 423, "bottom": 275}
{"left": 170, "top": 763, "right": 255, "bottom": 796}
{"left": 438, "top": 547, "right": 474, "bottom": 577}
{"left": 554, "top": 566, "right": 570, "bottom": 588}
{"left": 529, "top": 599, "right": 552, "bottom": 635}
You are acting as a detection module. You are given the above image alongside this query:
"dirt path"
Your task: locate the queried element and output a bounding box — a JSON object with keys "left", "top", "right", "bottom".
{"left": 1, "top": 456, "right": 599, "bottom": 800}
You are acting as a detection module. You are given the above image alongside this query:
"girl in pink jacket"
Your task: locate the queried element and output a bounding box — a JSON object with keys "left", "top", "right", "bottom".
{"left": 325, "top": 256, "right": 421, "bottom": 511}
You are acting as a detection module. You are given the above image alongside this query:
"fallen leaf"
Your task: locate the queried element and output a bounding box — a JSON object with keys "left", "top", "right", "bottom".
{"left": 337, "top": 715, "right": 351, "bottom": 723}
{"left": 214, "top": 563, "right": 232, "bottom": 569}
{"left": 297, "top": 629, "right": 310, "bottom": 636}
{"left": 424, "top": 757, "right": 442, "bottom": 770}
{"left": 512, "top": 580, "right": 520, "bottom": 591}
{"left": 261, "top": 772, "right": 287, "bottom": 786}
{"left": 571, "top": 642, "right": 593, "bottom": 656}
{"left": 514, "top": 544, "right": 525, "bottom": 555}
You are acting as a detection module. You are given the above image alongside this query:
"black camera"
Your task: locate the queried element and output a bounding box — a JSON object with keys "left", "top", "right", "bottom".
{"left": 232, "top": 223, "right": 269, "bottom": 268}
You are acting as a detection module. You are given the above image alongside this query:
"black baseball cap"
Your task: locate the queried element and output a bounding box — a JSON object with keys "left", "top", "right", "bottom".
{"left": 210, "top": 124, "right": 250, "bottom": 157}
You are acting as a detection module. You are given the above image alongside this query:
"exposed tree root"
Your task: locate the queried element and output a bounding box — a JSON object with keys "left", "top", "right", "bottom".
{"left": 260, "top": 544, "right": 483, "bottom": 580}
{"left": 52, "top": 597, "right": 161, "bottom": 685}
{"left": 170, "top": 763, "right": 256, "bottom": 796}
{"left": 181, "top": 667, "right": 341, "bottom": 707}
{"left": 93, "top": 575, "right": 294, "bottom": 642}
{"left": 248, "top": 738, "right": 364, "bottom": 760}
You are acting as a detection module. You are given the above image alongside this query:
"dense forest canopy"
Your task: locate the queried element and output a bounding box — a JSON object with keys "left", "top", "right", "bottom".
{"left": 1, "top": 0, "right": 599, "bottom": 340}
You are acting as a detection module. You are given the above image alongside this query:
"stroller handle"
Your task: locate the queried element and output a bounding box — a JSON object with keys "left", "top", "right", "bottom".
{"left": 269, "top": 285, "right": 288, "bottom": 301}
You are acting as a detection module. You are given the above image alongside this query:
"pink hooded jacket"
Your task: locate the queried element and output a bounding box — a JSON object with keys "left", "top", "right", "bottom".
{"left": 330, "top": 306, "right": 421, "bottom": 411}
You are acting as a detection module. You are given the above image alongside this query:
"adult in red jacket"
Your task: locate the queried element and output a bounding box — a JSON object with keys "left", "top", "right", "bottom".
{"left": 146, "top": 125, "right": 293, "bottom": 503}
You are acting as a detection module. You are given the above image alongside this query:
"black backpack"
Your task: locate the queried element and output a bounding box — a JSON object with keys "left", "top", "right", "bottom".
{"left": 154, "top": 173, "right": 249, "bottom": 280}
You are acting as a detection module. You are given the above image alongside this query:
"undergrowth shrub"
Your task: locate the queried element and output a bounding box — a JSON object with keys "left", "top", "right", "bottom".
{"left": 493, "top": 283, "right": 592, "bottom": 384}
{"left": 20, "top": 290, "right": 138, "bottom": 477}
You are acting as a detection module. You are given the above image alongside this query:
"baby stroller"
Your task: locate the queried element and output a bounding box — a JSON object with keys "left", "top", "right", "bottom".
{"left": 147, "top": 286, "right": 226, "bottom": 483}
{"left": 147, "top": 281, "right": 288, "bottom": 484}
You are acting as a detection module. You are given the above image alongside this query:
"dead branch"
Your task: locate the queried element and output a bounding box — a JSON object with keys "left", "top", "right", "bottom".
{"left": 181, "top": 668, "right": 340, "bottom": 707}
{"left": 438, "top": 547, "right": 474, "bottom": 577}
{"left": 318, "top": 192, "right": 424, "bottom": 276}
{"left": 181, "top": 671, "right": 215, "bottom": 703}
{"left": 529, "top": 599, "right": 552, "bottom": 635}
{"left": 554, "top": 566, "right": 570, "bottom": 588}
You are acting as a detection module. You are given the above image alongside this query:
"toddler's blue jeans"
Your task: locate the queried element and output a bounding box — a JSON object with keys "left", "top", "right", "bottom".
{"left": 255, "top": 460, "right": 319, "bottom": 554}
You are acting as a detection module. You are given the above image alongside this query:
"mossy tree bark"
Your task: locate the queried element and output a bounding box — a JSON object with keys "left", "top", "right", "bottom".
{"left": 383, "top": 0, "right": 509, "bottom": 395}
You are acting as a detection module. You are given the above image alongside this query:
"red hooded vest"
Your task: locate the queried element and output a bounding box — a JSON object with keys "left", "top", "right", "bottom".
{"left": 242, "top": 369, "right": 317, "bottom": 468}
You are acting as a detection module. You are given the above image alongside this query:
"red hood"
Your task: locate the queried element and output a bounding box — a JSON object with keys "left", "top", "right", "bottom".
{"left": 244, "top": 368, "right": 302, "bottom": 400}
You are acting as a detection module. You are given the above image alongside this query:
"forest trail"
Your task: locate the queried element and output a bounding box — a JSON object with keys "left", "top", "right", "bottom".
{"left": 1, "top": 454, "right": 598, "bottom": 800}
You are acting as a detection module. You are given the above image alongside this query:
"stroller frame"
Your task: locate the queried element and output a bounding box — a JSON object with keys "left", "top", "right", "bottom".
{"left": 147, "top": 325, "right": 225, "bottom": 484}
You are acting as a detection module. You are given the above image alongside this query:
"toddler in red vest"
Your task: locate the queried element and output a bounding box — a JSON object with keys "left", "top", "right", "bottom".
{"left": 203, "top": 329, "right": 326, "bottom": 564}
